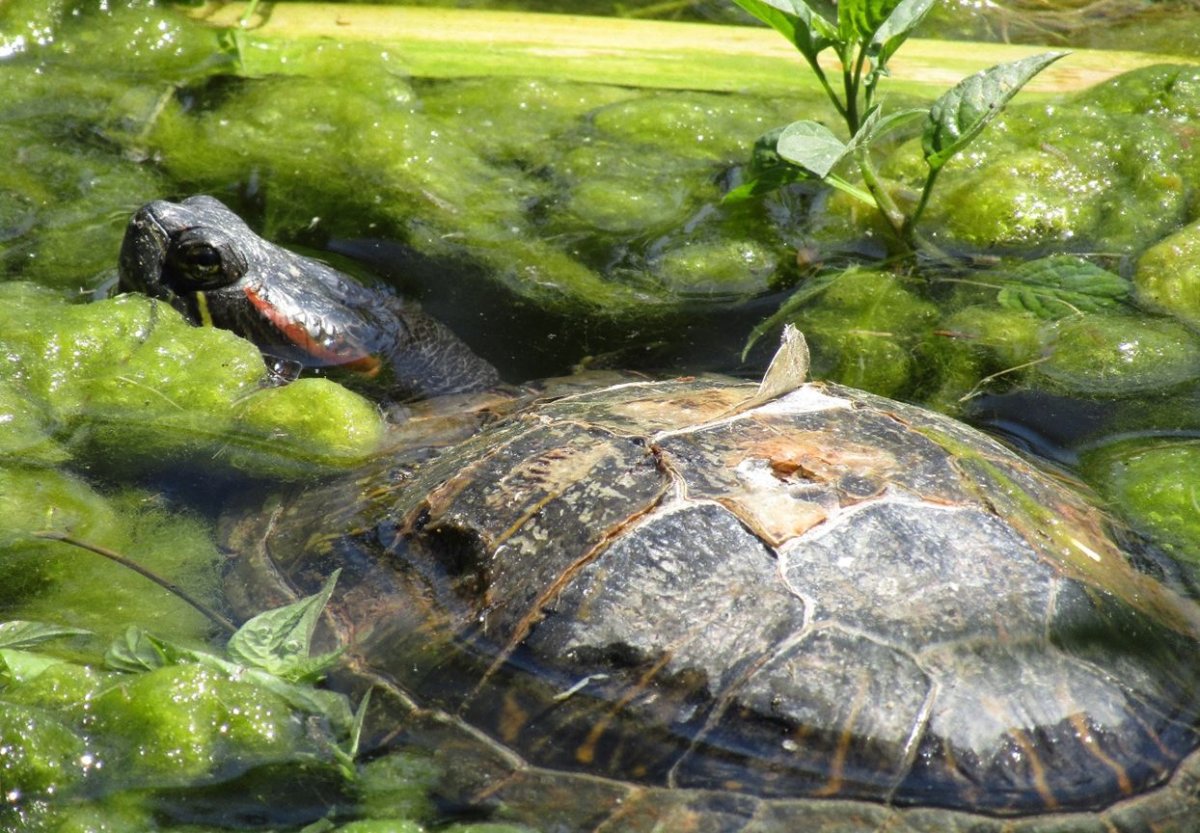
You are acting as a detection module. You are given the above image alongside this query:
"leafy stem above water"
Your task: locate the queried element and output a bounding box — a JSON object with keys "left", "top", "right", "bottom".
{"left": 729, "top": 0, "right": 1065, "bottom": 254}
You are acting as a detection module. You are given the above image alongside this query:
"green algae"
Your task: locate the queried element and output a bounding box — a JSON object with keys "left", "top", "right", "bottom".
{"left": 0, "top": 469, "right": 222, "bottom": 643}
{"left": 89, "top": 663, "right": 324, "bottom": 786}
{"left": 905, "top": 100, "right": 1195, "bottom": 253}
{"left": 0, "top": 702, "right": 91, "bottom": 798}
{"left": 1036, "top": 313, "right": 1200, "bottom": 396}
{"left": 0, "top": 283, "right": 385, "bottom": 478}
{"left": 1135, "top": 218, "right": 1200, "bottom": 328}
{"left": 1083, "top": 440, "right": 1200, "bottom": 568}
{"left": 138, "top": 36, "right": 820, "bottom": 318}
{"left": 0, "top": 3, "right": 229, "bottom": 293}
{"left": 778, "top": 269, "right": 940, "bottom": 397}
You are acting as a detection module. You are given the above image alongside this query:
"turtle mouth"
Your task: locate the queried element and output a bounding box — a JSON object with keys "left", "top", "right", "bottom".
{"left": 117, "top": 202, "right": 174, "bottom": 300}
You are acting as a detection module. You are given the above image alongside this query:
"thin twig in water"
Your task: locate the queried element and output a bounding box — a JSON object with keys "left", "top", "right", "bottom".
{"left": 958, "top": 356, "right": 1050, "bottom": 403}
{"left": 33, "top": 530, "right": 238, "bottom": 635}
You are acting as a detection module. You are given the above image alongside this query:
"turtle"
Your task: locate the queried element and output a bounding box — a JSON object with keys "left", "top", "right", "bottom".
{"left": 118, "top": 197, "right": 1200, "bottom": 833}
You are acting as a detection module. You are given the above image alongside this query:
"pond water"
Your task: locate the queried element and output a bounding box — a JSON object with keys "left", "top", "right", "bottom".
{"left": 2, "top": 1, "right": 1200, "bottom": 831}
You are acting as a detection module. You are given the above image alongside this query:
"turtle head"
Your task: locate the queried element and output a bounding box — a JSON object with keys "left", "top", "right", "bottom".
{"left": 117, "top": 196, "right": 502, "bottom": 400}
{"left": 118, "top": 195, "right": 252, "bottom": 317}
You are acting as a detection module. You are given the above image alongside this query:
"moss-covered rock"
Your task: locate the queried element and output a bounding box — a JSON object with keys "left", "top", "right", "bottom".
{"left": 139, "top": 38, "right": 822, "bottom": 319}
{"left": 334, "top": 821, "right": 424, "bottom": 833}
{"left": 1072, "top": 63, "right": 1200, "bottom": 123}
{"left": 652, "top": 238, "right": 780, "bottom": 297}
{"left": 941, "top": 305, "right": 1044, "bottom": 370}
{"left": 912, "top": 101, "right": 1193, "bottom": 253}
{"left": 228, "top": 379, "right": 386, "bottom": 477}
{"left": 0, "top": 283, "right": 386, "bottom": 478}
{"left": 23, "top": 792, "right": 154, "bottom": 833}
{"left": 0, "top": 380, "right": 68, "bottom": 466}
{"left": 355, "top": 751, "right": 440, "bottom": 826}
{"left": 0, "top": 702, "right": 91, "bottom": 798}
{"left": 923, "top": 304, "right": 1046, "bottom": 410}
{"left": 3, "top": 662, "right": 109, "bottom": 723}
{"left": 419, "top": 76, "right": 637, "bottom": 167}
{"left": 0, "top": 2, "right": 226, "bottom": 292}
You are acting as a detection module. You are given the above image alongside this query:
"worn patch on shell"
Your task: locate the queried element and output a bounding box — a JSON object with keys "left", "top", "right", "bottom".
{"left": 753, "top": 384, "right": 853, "bottom": 417}
{"left": 718, "top": 458, "right": 833, "bottom": 547}
{"left": 601, "top": 386, "right": 751, "bottom": 433}
{"left": 655, "top": 413, "right": 899, "bottom": 548}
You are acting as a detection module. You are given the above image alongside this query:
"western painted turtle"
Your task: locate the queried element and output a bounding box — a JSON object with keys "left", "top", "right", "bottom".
{"left": 120, "top": 197, "right": 1200, "bottom": 832}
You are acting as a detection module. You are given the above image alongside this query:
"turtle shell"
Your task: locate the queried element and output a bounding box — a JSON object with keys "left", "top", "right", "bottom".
{"left": 223, "top": 376, "right": 1200, "bottom": 832}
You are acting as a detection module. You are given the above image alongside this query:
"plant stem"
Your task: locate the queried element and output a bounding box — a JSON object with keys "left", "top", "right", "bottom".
{"left": 825, "top": 173, "right": 877, "bottom": 206}
{"left": 841, "top": 46, "right": 860, "bottom": 133}
{"left": 805, "top": 54, "right": 850, "bottom": 125}
{"left": 905, "top": 165, "right": 942, "bottom": 239}
{"left": 848, "top": 47, "right": 872, "bottom": 133}
{"left": 854, "top": 149, "right": 907, "bottom": 240}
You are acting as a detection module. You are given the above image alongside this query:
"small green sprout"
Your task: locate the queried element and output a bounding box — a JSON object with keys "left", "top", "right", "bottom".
{"left": 728, "top": 0, "right": 1065, "bottom": 254}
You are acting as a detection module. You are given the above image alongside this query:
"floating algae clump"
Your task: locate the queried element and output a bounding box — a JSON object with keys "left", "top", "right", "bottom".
{"left": 0, "top": 283, "right": 384, "bottom": 478}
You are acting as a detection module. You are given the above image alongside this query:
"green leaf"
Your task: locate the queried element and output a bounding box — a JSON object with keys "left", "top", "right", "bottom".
{"left": 226, "top": 569, "right": 342, "bottom": 683}
{"left": 923, "top": 51, "right": 1067, "bottom": 171}
{"left": 0, "top": 649, "right": 69, "bottom": 684}
{"left": 840, "top": 0, "right": 903, "bottom": 44}
{"left": 731, "top": 0, "right": 837, "bottom": 64}
{"left": 346, "top": 688, "right": 372, "bottom": 761}
{"left": 845, "top": 106, "right": 926, "bottom": 156}
{"left": 776, "top": 120, "right": 848, "bottom": 178}
{"left": 870, "top": 0, "right": 935, "bottom": 70}
{"left": 0, "top": 621, "right": 89, "bottom": 650}
{"left": 748, "top": 124, "right": 789, "bottom": 172}
{"left": 722, "top": 124, "right": 817, "bottom": 203}
{"left": 721, "top": 165, "right": 808, "bottom": 204}
{"left": 196, "top": 649, "right": 356, "bottom": 732}
{"left": 105, "top": 627, "right": 180, "bottom": 672}
{"left": 993, "top": 255, "right": 1131, "bottom": 318}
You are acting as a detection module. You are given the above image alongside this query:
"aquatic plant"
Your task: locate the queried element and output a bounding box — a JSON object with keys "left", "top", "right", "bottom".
{"left": 728, "top": 0, "right": 1063, "bottom": 254}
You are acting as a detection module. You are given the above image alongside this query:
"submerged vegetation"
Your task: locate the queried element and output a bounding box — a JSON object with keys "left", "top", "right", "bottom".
{"left": 0, "top": 574, "right": 533, "bottom": 832}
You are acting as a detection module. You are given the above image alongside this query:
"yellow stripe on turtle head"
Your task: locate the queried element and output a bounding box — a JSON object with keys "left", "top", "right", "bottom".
{"left": 193, "top": 291, "right": 215, "bottom": 328}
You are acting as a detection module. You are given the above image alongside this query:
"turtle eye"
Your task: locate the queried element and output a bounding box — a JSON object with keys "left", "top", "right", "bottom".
{"left": 166, "top": 231, "right": 244, "bottom": 289}
{"left": 181, "top": 242, "right": 222, "bottom": 272}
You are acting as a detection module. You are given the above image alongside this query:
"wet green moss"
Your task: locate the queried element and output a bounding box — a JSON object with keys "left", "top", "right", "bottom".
{"left": 924, "top": 304, "right": 1045, "bottom": 411}
{"left": 911, "top": 102, "right": 1194, "bottom": 253}
{"left": 356, "top": 752, "right": 440, "bottom": 826}
{"left": 0, "top": 703, "right": 90, "bottom": 797}
{"left": 0, "top": 470, "right": 222, "bottom": 641}
{"left": 229, "top": 379, "right": 386, "bottom": 477}
{"left": 800, "top": 270, "right": 940, "bottom": 397}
